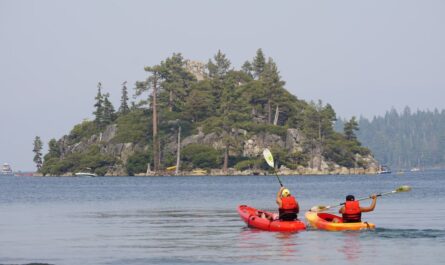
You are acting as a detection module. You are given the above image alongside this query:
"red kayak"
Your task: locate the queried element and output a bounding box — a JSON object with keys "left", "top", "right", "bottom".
{"left": 237, "top": 205, "right": 306, "bottom": 232}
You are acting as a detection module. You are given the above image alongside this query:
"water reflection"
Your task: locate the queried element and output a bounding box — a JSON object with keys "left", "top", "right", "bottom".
{"left": 338, "top": 232, "right": 362, "bottom": 262}
{"left": 275, "top": 233, "right": 300, "bottom": 261}
{"left": 237, "top": 226, "right": 302, "bottom": 263}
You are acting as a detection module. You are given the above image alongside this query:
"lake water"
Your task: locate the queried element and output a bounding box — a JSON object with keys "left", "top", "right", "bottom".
{"left": 1, "top": 171, "right": 444, "bottom": 265}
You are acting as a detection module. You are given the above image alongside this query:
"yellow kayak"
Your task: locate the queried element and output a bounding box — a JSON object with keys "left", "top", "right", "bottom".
{"left": 305, "top": 211, "right": 375, "bottom": 231}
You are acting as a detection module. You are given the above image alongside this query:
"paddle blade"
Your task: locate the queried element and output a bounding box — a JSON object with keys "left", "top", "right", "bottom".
{"left": 396, "top": 185, "right": 412, "bottom": 193}
{"left": 263, "top": 149, "right": 275, "bottom": 168}
{"left": 310, "top": 205, "right": 328, "bottom": 212}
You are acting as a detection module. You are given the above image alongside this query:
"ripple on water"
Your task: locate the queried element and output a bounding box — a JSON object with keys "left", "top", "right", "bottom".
{"left": 373, "top": 228, "right": 445, "bottom": 239}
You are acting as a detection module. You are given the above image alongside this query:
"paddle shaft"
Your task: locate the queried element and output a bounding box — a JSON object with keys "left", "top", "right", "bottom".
{"left": 262, "top": 149, "right": 284, "bottom": 187}
{"left": 325, "top": 190, "right": 396, "bottom": 210}
{"left": 273, "top": 170, "right": 283, "bottom": 187}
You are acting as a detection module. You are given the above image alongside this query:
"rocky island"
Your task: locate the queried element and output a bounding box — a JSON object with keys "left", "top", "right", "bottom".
{"left": 38, "top": 49, "right": 379, "bottom": 176}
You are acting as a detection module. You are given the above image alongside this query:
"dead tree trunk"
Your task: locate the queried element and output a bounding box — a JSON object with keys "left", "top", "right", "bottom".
{"left": 175, "top": 126, "right": 181, "bottom": 175}
{"left": 152, "top": 74, "right": 160, "bottom": 173}
{"left": 223, "top": 144, "right": 229, "bottom": 174}
{"left": 273, "top": 104, "right": 279, "bottom": 125}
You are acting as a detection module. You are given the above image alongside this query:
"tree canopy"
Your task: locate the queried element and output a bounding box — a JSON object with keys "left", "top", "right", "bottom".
{"left": 338, "top": 107, "right": 445, "bottom": 170}
{"left": 40, "top": 49, "right": 371, "bottom": 175}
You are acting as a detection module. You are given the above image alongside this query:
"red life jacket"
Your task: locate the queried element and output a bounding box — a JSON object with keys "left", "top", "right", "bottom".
{"left": 279, "top": 196, "right": 299, "bottom": 220}
{"left": 342, "top": 200, "right": 362, "bottom": 223}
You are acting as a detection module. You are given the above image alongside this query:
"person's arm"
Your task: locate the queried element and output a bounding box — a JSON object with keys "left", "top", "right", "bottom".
{"left": 338, "top": 206, "right": 345, "bottom": 214}
{"left": 276, "top": 187, "right": 284, "bottom": 207}
{"left": 360, "top": 195, "right": 377, "bottom": 212}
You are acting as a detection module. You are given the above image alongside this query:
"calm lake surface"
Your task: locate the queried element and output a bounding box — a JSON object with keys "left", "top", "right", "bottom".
{"left": 1, "top": 171, "right": 444, "bottom": 265}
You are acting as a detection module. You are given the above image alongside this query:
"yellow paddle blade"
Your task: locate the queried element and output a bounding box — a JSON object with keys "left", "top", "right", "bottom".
{"left": 396, "top": 185, "right": 412, "bottom": 193}
{"left": 263, "top": 149, "right": 275, "bottom": 168}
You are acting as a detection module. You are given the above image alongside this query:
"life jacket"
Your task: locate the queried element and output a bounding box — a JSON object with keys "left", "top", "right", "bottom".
{"left": 342, "top": 200, "right": 362, "bottom": 223}
{"left": 279, "top": 196, "right": 299, "bottom": 220}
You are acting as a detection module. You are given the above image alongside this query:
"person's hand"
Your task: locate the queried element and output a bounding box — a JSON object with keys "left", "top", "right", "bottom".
{"left": 280, "top": 187, "right": 285, "bottom": 192}
{"left": 370, "top": 194, "right": 377, "bottom": 199}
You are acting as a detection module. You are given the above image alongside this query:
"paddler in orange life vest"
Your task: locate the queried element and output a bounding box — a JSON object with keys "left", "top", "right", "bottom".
{"left": 276, "top": 187, "right": 299, "bottom": 221}
{"left": 339, "top": 194, "right": 377, "bottom": 223}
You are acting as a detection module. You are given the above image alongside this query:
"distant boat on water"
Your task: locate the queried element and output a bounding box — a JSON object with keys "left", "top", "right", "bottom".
{"left": 74, "top": 172, "right": 98, "bottom": 177}
{"left": 1, "top": 163, "right": 14, "bottom": 176}
{"left": 378, "top": 165, "right": 391, "bottom": 174}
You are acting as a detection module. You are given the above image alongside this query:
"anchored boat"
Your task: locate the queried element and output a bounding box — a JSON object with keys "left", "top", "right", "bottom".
{"left": 1, "top": 163, "right": 14, "bottom": 176}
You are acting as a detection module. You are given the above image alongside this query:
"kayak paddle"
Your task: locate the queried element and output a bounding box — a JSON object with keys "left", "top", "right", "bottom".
{"left": 263, "top": 148, "right": 283, "bottom": 187}
{"left": 310, "top": 185, "right": 412, "bottom": 212}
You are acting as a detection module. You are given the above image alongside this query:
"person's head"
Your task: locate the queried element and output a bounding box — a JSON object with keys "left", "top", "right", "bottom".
{"left": 346, "top": 195, "right": 355, "bottom": 201}
{"left": 281, "top": 188, "right": 291, "bottom": 197}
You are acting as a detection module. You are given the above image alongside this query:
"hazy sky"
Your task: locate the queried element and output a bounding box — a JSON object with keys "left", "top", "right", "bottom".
{"left": 1, "top": 0, "right": 444, "bottom": 171}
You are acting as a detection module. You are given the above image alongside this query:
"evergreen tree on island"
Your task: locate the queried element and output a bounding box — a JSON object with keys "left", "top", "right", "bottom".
{"left": 344, "top": 116, "right": 359, "bottom": 141}
{"left": 33, "top": 136, "right": 43, "bottom": 171}
{"left": 118, "top": 81, "right": 130, "bottom": 114}
{"left": 102, "top": 93, "right": 116, "bottom": 125}
{"left": 94, "top": 82, "right": 104, "bottom": 128}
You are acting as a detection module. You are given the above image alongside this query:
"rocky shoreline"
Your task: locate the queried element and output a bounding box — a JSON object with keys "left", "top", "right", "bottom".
{"left": 43, "top": 124, "right": 380, "bottom": 177}
{"left": 38, "top": 167, "right": 379, "bottom": 177}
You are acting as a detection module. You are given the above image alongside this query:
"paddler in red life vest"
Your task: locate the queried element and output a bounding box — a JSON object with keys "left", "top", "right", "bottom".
{"left": 276, "top": 187, "right": 300, "bottom": 221}
{"left": 339, "top": 194, "right": 377, "bottom": 223}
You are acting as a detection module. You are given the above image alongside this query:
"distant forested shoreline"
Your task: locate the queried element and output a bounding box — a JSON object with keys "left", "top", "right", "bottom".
{"left": 336, "top": 107, "right": 445, "bottom": 170}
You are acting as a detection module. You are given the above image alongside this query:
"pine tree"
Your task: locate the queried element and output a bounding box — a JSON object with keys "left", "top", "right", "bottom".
{"left": 207, "top": 50, "right": 232, "bottom": 113}
{"left": 344, "top": 116, "right": 359, "bottom": 141}
{"left": 262, "top": 58, "right": 285, "bottom": 123}
{"left": 118, "top": 81, "right": 130, "bottom": 114}
{"left": 102, "top": 93, "right": 116, "bottom": 125}
{"left": 207, "top": 50, "right": 231, "bottom": 79}
{"left": 252, "top": 48, "right": 266, "bottom": 79}
{"left": 47, "top": 138, "right": 60, "bottom": 159}
{"left": 158, "top": 53, "right": 196, "bottom": 112}
{"left": 93, "top": 82, "right": 104, "bottom": 127}
{"left": 241, "top": 61, "right": 253, "bottom": 78}
{"left": 33, "top": 136, "right": 43, "bottom": 171}
{"left": 183, "top": 81, "right": 214, "bottom": 122}
{"left": 207, "top": 64, "right": 250, "bottom": 173}
{"left": 144, "top": 65, "right": 163, "bottom": 173}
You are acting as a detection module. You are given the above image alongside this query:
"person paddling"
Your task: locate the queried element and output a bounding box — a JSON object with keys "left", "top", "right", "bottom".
{"left": 339, "top": 194, "right": 377, "bottom": 223}
{"left": 276, "top": 187, "right": 299, "bottom": 221}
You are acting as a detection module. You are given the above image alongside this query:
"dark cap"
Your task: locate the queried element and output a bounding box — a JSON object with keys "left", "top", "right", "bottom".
{"left": 346, "top": 195, "right": 355, "bottom": 201}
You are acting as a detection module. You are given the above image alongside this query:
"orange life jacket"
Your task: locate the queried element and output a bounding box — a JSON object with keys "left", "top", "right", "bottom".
{"left": 342, "top": 200, "right": 362, "bottom": 223}
{"left": 279, "top": 195, "right": 299, "bottom": 220}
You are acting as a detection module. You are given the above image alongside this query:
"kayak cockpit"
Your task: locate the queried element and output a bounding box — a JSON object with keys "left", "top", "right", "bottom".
{"left": 317, "top": 212, "right": 344, "bottom": 223}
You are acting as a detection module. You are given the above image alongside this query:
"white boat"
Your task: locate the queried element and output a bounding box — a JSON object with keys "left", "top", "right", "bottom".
{"left": 74, "top": 172, "right": 97, "bottom": 177}
{"left": 377, "top": 165, "right": 391, "bottom": 174}
{"left": 1, "top": 163, "right": 14, "bottom": 176}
